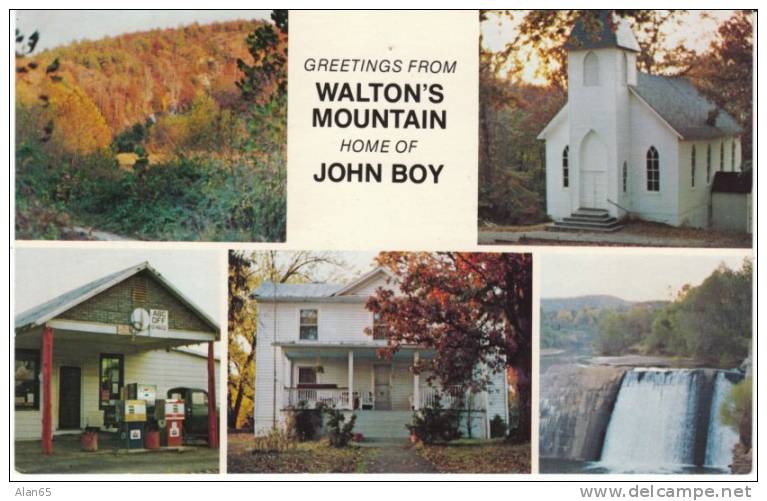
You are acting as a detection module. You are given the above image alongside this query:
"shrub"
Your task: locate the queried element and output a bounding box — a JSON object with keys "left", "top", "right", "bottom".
{"left": 407, "top": 396, "right": 461, "bottom": 444}
{"left": 720, "top": 377, "right": 752, "bottom": 448}
{"left": 489, "top": 414, "right": 508, "bottom": 438}
{"left": 322, "top": 406, "right": 356, "bottom": 448}
{"left": 291, "top": 401, "right": 322, "bottom": 442}
{"left": 252, "top": 427, "right": 296, "bottom": 454}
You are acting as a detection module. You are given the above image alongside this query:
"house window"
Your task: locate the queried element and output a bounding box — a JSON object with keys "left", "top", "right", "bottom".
{"left": 15, "top": 350, "right": 39, "bottom": 410}
{"left": 562, "top": 146, "right": 569, "bottom": 188}
{"left": 622, "top": 161, "right": 628, "bottom": 193}
{"left": 99, "top": 354, "right": 124, "bottom": 409}
{"left": 731, "top": 141, "right": 737, "bottom": 171}
{"left": 690, "top": 145, "right": 696, "bottom": 188}
{"left": 298, "top": 367, "right": 317, "bottom": 385}
{"left": 373, "top": 312, "right": 387, "bottom": 340}
{"left": 583, "top": 51, "right": 600, "bottom": 86}
{"left": 706, "top": 144, "right": 712, "bottom": 184}
{"left": 299, "top": 309, "right": 318, "bottom": 340}
{"left": 720, "top": 142, "right": 724, "bottom": 172}
{"left": 646, "top": 146, "right": 660, "bottom": 192}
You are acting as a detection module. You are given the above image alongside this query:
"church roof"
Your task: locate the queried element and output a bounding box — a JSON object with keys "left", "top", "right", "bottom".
{"left": 630, "top": 72, "right": 743, "bottom": 140}
{"left": 565, "top": 11, "right": 640, "bottom": 53}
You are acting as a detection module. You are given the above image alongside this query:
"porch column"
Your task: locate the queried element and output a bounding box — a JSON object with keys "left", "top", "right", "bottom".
{"left": 41, "top": 326, "right": 53, "bottom": 455}
{"left": 413, "top": 351, "right": 420, "bottom": 410}
{"left": 207, "top": 341, "right": 218, "bottom": 449}
{"left": 347, "top": 350, "right": 354, "bottom": 410}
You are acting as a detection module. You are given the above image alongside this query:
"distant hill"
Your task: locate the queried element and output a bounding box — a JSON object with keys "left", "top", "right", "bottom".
{"left": 16, "top": 19, "right": 266, "bottom": 133}
{"left": 541, "top": 295, "right": 634, "bottom": 312}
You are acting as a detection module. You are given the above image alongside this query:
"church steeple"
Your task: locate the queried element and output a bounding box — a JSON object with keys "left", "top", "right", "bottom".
{"left": 565, "top": 10, "right": 640, "bottom": 53}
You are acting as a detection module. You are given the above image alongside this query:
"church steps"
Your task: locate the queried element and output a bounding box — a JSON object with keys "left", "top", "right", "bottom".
{"left": 550, "top": 209, "right": 624, "bottom": 232}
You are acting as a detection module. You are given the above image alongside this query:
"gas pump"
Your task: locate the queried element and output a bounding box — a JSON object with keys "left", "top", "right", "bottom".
{"left": 156, "top": 399, "right": 185, "bottom": 447}
{"left": 117, "top": 399, "right": 147, "bottom": 449}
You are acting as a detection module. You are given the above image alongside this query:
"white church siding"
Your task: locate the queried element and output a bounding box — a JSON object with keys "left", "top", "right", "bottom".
{"left": 544, "top": 113, "right": 572, "bottom": 220}
{"left": 677, "top": 141, "right": 711, "bottom": 228}
{"left": 627, "top": 95, "right": 680, "bottom": 225}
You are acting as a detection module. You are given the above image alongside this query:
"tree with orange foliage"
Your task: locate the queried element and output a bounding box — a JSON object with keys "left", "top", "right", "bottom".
{"left": 365, "top": 252, "right": 533, "bottom": 441}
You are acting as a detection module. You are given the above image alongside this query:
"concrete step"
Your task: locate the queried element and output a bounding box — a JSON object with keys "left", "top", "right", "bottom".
{"left": 571, "top": 208, "right": 612, "bottom": 220}
{"left": 562, "top": 216, "right": 619, "bottom": 225}
{"left": 353, "top": 411, "right": 412, "bottom": 438}
{"left": 549, "top": 222, "right": 624, "bottom": 233}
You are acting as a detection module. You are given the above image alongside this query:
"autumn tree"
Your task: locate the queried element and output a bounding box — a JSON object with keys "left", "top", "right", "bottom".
{"left": 237, "top": 9, "right": 287, "bottom": 103}
{"left": 366, "top": 252, "right": 533, "bottom": 441}
{"left": 228, "top": 250, "right": 346, "bottom": 429}
{"left": 678, "top": 11, "right": 754, "bottom": 161}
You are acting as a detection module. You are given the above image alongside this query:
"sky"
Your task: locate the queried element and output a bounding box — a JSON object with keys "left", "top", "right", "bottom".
{"left": 540, "top": 252, "right": 751, "bottom": 302}
{"left": 262, "top": 251, "right": 379, "bottom": 284}
{"left": 14, "top": 247, "right": 222, "bottom": 322}
{"left": 481, "top": 10, "right": 735, "bottom": 84}
{"left": 14, "top": 10, "right": 272, "bottom": 52}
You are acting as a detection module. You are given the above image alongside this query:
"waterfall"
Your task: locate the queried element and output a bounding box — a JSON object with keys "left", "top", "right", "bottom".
{"left": 704, "top": 372, "right": 740, "bottom": 468}
{"left": 599, "top": 369, "right": 703, "bottom": 472}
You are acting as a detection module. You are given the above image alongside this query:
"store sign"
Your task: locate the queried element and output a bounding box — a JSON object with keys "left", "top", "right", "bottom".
{"left": 150, "top": 309, "right": 168, "bottom": 331}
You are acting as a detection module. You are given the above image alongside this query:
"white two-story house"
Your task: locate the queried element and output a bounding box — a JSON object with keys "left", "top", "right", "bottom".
{"left": 252, "top": 267, "right": 510, "bottom": 439}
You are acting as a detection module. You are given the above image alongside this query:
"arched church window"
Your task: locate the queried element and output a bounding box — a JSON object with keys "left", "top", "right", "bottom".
{"left": 646, "top": 146, "right": 660, "bottom": 192}
{"left": 706, "top": 144, "right": 712, "bottom": 184}
{"left": 562, "top": 146, "right": 569, "bottom": 188}
{"left": 622, "top": 161, "right": 628, "bottom": 193}
{"left": 691, "top": 145, "right": 696, "bottom": 188}
{"left": 583, "top": 52, "right": 600, "bottom": 87}
{"left": 720, "top": 142, "right": 724, "bottom": 171}
{"left": 731, "top": 141, "right": 737, "bottom": 171}
{"left": 621, "top": 52, "right": 628, "bottom": 84}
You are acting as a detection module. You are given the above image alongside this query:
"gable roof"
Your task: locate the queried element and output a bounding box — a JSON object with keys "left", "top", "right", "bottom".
{"left": 333, "top": 267, "right": 392, "bottom": 296}
{"left": 565, "top": 10, "right": 640, "bottom": 53}
{"left": 253, "top": 267, "right": 392, "bottom": 302}
{"left": 15, "top": 262, "right": 220, "bottom": 333}
{"left": 537, "top": 104, "right": 568, "bottom": 140}
{"left": 712, "top": 171, "right": 752, "bottom": 194}
{"left": 629, "top": 73, "right": 743, "bottom": 140}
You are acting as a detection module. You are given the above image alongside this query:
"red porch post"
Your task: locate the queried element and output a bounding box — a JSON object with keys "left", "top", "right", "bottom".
{"left": 41, "top": 326, "right": 54, "bottom": 455}
{"left": 207, "top": 341, "right": 218, "bottom": 448}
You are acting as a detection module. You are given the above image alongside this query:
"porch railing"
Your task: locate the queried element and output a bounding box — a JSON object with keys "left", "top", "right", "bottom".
{"left": 283, "top": 387, "right": 374, "bottom": 410}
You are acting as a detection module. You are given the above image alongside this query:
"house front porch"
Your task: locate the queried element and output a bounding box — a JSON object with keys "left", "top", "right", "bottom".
{"left": 277, "top": 344, "right": 490, "bottom": 438}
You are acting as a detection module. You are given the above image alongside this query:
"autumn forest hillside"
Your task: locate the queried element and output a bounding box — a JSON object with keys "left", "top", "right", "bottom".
{"left": 15, "top": 13, "right": 288, "bottom": 241}
{"left": 17, "top": 20, "right": 259, "bottom": 147}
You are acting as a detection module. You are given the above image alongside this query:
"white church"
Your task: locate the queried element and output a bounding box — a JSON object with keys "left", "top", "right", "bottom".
{"left": 538, "top": 12, "right": 746, "bottom": 231}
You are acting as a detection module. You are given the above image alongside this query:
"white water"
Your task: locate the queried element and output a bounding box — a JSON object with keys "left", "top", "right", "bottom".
{"left": 600, "top": 369, "right": 701, "bottom": 472}
{"left": 704, "top": 372, "right": 739, "bottom": 468}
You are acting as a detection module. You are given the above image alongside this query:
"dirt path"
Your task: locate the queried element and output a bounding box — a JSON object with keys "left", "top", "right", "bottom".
{"left": 362, "top": 440, "right": 438, "bottom": 474}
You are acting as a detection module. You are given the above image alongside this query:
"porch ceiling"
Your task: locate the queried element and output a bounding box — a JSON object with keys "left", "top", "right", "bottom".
{"left": 15, "top": 323, "right": 215, "bottom": 352}
{"left": 278, "top": 343, "right": 433, "bottom": 361}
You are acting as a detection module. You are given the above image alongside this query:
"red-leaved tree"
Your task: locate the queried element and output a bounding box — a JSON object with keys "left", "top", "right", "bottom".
{"left": 365, "top": 252, "right": 533, "bottom": 441}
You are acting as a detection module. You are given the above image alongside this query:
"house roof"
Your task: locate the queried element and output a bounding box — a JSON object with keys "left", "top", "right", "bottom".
{"left": 629, "top": 73, "right": 743, "bottom": 141}
{"left": 565, "top": 10, "right": 640, "bottom": 53}
{"left": 252, "top": 282, "right": 344, "bottom": 300}
{"left": 712, "top": 171, "right": 752, "bottom": 194}
{"left": 253, "top": 267, "right": 392, "bottom": 301}
{"left": 15, "top": 261, "right": 220, "bottom": 334}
